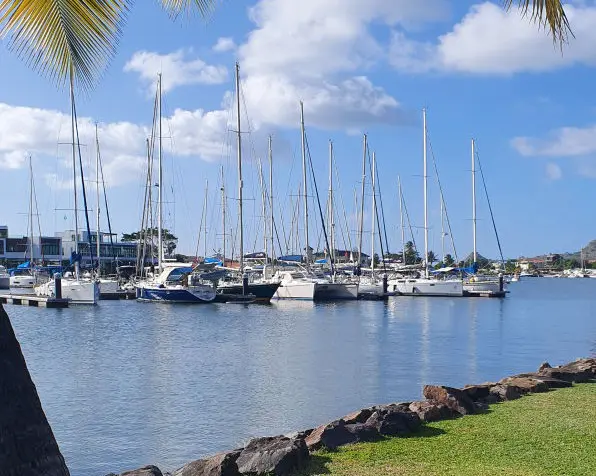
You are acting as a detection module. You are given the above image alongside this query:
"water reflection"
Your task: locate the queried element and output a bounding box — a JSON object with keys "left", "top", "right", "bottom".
{"left": 6, "top": 278, "right": 596, "bottom": 475}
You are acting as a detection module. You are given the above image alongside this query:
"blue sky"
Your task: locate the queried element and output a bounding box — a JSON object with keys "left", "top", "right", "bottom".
{"left": 1, "top": 0, "right": 596, "bottom": 260}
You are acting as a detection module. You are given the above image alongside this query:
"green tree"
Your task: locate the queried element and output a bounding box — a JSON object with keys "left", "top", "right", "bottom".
{"left": 444, "top": 253, "right": 455, "bottom": 267}
{"left": 122, "top": 227, "right": 178, "bottom": 257}
{"left": 404, "top": 241, "right": 419, "bottom": 265}
{"left": 0, "top": 1, "right": 570, "bottom": 92}
{"left": 427, "top": 251, "right": 437, "bottom": 266}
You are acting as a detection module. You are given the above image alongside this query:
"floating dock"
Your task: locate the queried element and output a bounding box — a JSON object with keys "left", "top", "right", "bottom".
{"left": 0, "top": 293, "right": 69, "bottom": 308}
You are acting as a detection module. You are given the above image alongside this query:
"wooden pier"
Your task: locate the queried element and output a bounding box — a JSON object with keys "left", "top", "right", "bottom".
{"left": 0, "top": 293, "right": 69, "bottom": 308}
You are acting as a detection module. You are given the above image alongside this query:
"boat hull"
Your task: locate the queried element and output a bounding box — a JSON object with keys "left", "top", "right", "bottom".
{"left": 388, "top": 278, "right": 463, "bottom": 297}
{"left": 35, "top": 279, "right": 100, "bottom": 304}
{"left": 9, "top": 276, "right": 37, "bottom": 288}
{"left": 273, "top": 281, "right": 316, "bottom": 300}
{"left": 463, "top": 279, "right": 503, "bottom": 294}
{"left": 136, "top": 285, "right": 216, "bottom": 303}
{"left": 217, "top": 282, "right": 280, "bottom": 302}
{"left": 314, "top": 283, "right": 359, "bottom": 300}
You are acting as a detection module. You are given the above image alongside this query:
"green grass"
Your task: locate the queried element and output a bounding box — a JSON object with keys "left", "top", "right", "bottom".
{"left": 295, "top": 384, "right": 596, "bottom": 476}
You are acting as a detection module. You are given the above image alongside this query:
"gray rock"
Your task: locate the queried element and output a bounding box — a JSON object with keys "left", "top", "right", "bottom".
{"left": 284, "top": 429, "right": 313, "bottom": 440}
{"left": 235, "top": 436, "right": 309, "bottom": 475}
{"left": 408, "top": 401, "right": 452, "bottom": 422}
{"left": 498, "top": 377, "right": 549, "bottom": 394}
{"left": 121, "top": 466, "right": 163, "bottom": 476}
{"left": 305, "top": 420, "right": 359, "bottom": 451}
{"left": 365, "top": 408, "right": 421, "bottom": 436}
{"left": 423, "top": 385, "right": 476, "bottom": 415}
{"left": 538, "top": 362, "right": 552, "bottom": 372}
{"left": 342, "top": 408, "right": 373, "bottom": 424}
{"left": 0, "top": 303, "right": 70, "bottom": 476}
{"left": 462, "top": 383, "right": 495, "bottom": 402}
{"left": 490, "top": 384, "right": 522, "bottom": 401}
{"left": 172, "top": 451, "right": 240, "bottom": 476}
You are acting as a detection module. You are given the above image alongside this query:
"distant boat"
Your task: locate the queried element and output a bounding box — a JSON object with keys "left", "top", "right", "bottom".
{"left": 136, "top": 264, "right": 216, "bottom": 303}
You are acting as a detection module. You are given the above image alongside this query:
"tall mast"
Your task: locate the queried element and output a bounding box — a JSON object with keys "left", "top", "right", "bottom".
{"left": 328, "top": 140, "right": 335, "bottom": 267}
{"left": 69, "top": 69, "right": 79, "bottom": 278}
{"left": 440, "top": 195, "right": 445, "bottom": 264}
{"left": 235, "top": 62, "right": 244, "bottom": 275}
{"left": 398, "top": 175, "right": 406, "bottom": 265}
{"left": 300, "top": 101, "right": 310, "bottom": 270}
{"left": 157, "top": 73, "right": 163, "bottom": 272}
{"left": 268, "top": 136, "right": 274, "bottom": 266}
{"left": 472, "top": 138, "right": 477, "bottom": 264}
{"left": 258, "top": 159, "right": 267, "bottom": 257}
{"left": 423, "top": 108, "right": 429, "bottom": 279}
{"left": 28, "top": 156, "right": 34, "bottom": 268}
{"left": 204, "top": 180, "right": 208, "bottom": 259}
{"left": 95, "top": 124, "right": 101, "bottom": 277}
{"left": 371, "top": 151, "right": 377, "bottom": 277}
{"left": 221, "top": 166, "right": 226, "bottom": 266}
{"left": 358, "top": 134, "right": 367, "bottom": 266}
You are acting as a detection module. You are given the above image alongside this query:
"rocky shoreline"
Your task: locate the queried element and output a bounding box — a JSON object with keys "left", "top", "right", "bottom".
{"left": 110, "top": 357, "right": 596, "bottom": 476}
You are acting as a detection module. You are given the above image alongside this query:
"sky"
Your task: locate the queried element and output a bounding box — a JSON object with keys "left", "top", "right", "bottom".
{"left": 1, "top": 0, "right": 596, "bottom": 260}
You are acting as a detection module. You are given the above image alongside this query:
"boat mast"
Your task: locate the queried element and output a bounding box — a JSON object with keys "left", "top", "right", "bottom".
{"left": 440, "top": 195, "right": 445, "bottom": 264}
{"left": 221, "top": 166, "right": 226, "bottom": 266}
{"left": 358, "top": 134, "right": 367, "bottom": 266}
{"left": 371, "top": 151, "right": 377, "bottom": 278}
{"left": 423, "top": 108, "right": 429, "bottom": 279}
{"left": 328, "top": 140, "right": 335, "bottom": 268}
{"left": 28, "top": 156, "right": 34, "bottom": 268}
{"left": 235, "top": 62, "right": 244, "bottom": 275}
{"left": 69, "top": 69, "right": 80, "bottom": 279}
{"left": 204, "top": 180, "right": 208, "bottom": 259}
{"left": 258, "top": 159, "right": 267, "bottom": 257}
{"left": 398, "top": 175, "right": 406, "bottom": 266}
{"left": 300, "top": 101, "right": 310, "bottom": 271}
{"left": 268, "top": 136, "right": 274, "bottom": 267}
{"left": 472, "top": 138, "right": 477, "bottom": 264}
{"left": 95, "top": 124, "right": 101, "bottom": 277}
{"left": 157, "top": 73, "right": 163, "bottom": 273}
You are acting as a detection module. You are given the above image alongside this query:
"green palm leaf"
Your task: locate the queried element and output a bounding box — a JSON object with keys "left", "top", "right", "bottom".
{"left": 161, "top": 0, "right": 217, "bottom": 19}
{"left": 0, "top": 0, "right": 131, "bottom": 91}
{"left": 504, "top": 0, "right": 572, "bottom": 45}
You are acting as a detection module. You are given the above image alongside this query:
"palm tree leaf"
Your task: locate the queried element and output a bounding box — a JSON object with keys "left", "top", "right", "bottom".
{"left": 0, "top": 0, "right": 130, "bottom": 91}
{"left": 160, "top": 0, "right": 217, "bottom": 20}
{"left": 504, "top": 0, "right": 573, "bottom": 45}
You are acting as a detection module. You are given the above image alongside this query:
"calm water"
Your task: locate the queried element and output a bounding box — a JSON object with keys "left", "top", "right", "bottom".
{"left": 7, "top": 278, "right": 596, "bottom": 475}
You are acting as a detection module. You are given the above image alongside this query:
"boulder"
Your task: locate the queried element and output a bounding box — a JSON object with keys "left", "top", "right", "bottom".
{"left": 235, "top": 436, "right": 308, "bottom": 475}
{"left": 462, "top": 383, "right": 496, "bottom": 402}
{"left": 498, "top": 377, "right": 549, "bottom": 394}
{"left": 0, "top": 303, "right": 70, "bottom": 476}
{"left": 538, "top": 359, "right": 595, "bottom": 383}
{"left": 408, "top": 401, "right": 452, "bottom": 422}
{"left": 365, "top": 408, "right": 421, "bottom": 436}
{"left": 284, "top": 429, "right": 313, "bottom": 440}
{"left": 514, "top": 373, "right": 572, "bottom": 389}
{"left": 342, "top": 408, "right": 373, "bottom": 424}
{"left": 172, "top": 451, "right": 241, "bottom": 476}
{"left": 490, "top": 384, "right": 521, "bottom": 401}
{"left": 121, "top": 466, "right": 163, "bottom": 476}
{"left": 538, "top": 362, "right": 551, "bottom": 372}
{"left": 423, "top": 385, "right": 476, "bottom": 415}
{"left": 344, "top": 423, "right": 379, "bottom": 442}
{"left": 305, "top": 420, "right": 359, "bottom": 451}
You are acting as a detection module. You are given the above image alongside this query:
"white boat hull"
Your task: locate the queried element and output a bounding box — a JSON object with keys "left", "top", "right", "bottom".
{"left": 99, "top": 279, "right": 120, "bottom": 294}
{"left": 273, "top": 281, "right": 316, "bottom": 300}
{"left": 9, "top": 275, "right": 38, "bottom": 288}
{"left": 388, "top": 278, "right": 463, "bottom": 297}
{"left": 35, "top": 278, "right": 100, "bottom": 304}
{"left": 463, "top": 280, "right": 503, "bottom": 294}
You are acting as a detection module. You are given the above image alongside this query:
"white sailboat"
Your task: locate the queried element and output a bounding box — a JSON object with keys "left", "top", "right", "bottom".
{"left": 273, "top": 102, "right": 357, "bottom": 300}
{"left": 35, "top": 77, "right": 99, "bottom": 304}
{"left": 388, "top": 109, "right": 463, "bottom": 297}
{"left": 463, "top": 139, "right": 505, "bottom": 296}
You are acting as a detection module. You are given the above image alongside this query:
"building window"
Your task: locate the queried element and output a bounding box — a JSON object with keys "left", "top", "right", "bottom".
{"left": 0, "top": 240, "right": 4, "bottom": 255}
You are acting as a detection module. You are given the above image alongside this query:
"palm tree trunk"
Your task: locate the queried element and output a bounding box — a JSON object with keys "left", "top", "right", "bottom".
{"left": 0, "top": 303, "right": 70, "bottom": 476}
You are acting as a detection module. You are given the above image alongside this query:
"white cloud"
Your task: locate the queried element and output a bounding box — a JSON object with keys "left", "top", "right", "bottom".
{"left": 390, "top": 2, "right": 596, "bottom": 75}
{"left": 546, "top": 162, "right": 562, "bottom": 180}
{"left": 512, "top": 125, "right": 596, "bottom": 157}
{"left": 0, "top": 102, "right": 230, "bottom": 183}
{"left": 124, "top": 49, "right": 228, "bottom": 94}
{"left": 213, "top": 37, "right": 237, "bottom": 53}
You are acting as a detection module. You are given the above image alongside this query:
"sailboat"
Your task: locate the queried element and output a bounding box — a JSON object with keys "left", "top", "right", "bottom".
{"left": 273, "top": 102, "right": 358, "bottom": 300}
{"left": 216, "top": 63, "right": 280, "bottom": 302}
{"left": 35, "top": 77, "right": 99, "bottom": 304}
{"left": 387, "top": 109, "right": 463, "bottom": 297}
{"left": 462, "top": 139, "right": 506, "bottom": 297}
{"left": 135, "top": 74, "right": 216, "bottom": 304}
{"left": 10, "top": 157, "right": 51, "bottom": 288}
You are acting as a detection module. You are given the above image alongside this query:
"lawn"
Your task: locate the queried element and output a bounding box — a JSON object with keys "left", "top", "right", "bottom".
{"left": 295, "top": 383, "right": 596, "bottom": 476}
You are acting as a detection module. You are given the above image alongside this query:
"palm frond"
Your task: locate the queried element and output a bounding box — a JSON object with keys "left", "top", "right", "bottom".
{"left": 0, "top": 0, "right": 130, "bottom": 91}
{"left": 504, "top": 0, "right": 573, "bottom": 46}
{"left": 160, "top": 0, "right": 217, "bottom": 20}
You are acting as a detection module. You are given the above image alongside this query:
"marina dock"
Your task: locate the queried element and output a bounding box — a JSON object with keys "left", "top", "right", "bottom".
{"left": 0, "top": 293, "right": 69, "bottom": 308}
